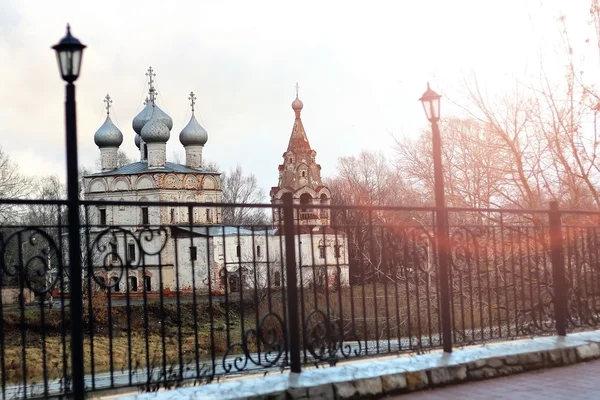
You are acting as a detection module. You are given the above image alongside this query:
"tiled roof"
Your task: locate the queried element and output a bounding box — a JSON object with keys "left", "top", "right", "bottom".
{"left": 85, "top": 162, "right": 220, "bottom": 177}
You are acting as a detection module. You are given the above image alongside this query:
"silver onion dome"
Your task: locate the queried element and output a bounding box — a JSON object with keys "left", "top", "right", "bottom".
{"left": 132, "top": 102, "right": 173, "bottom": 134}
{"left": 134, "top": 133, "right": 141, "bottom": 149}
{"left": 179, "top": 114, "right": 208, "bottom": 146}
{"left": 141, "top": 107, "right": 171, "bottom": 143}
{"left": 132, "top": 101, "right": 153, "bottom": 135}
{"left": 94, "top": 115, "right": 123, "bottom": 148}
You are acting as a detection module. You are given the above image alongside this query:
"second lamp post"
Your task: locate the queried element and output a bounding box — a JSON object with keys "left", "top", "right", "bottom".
{"left": 419, "top": 83, "right": 452, "bottom": 353}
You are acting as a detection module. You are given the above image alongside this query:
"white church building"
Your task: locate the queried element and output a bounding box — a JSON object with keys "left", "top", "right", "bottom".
{"left": 82, "top": 68, "right": 349, "bottom": 295}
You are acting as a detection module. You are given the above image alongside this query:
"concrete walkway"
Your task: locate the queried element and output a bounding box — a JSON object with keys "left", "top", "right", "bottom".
{"left": 394, "top": 358, "right": 600, "bottom": 399}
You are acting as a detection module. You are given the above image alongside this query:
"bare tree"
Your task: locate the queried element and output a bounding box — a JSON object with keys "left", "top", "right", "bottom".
{"left": 0, "top": 147, "right": 33, "bottom": 223}
{"left": 221, "top": 164, "right": 268, "bottom": 226}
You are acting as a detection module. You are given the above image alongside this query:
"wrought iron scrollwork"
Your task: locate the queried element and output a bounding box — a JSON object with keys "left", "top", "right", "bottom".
{"left": 0, "top": 228, "right": 62, "bottom": 296}
{"left": 303, "top": 309, "right": 361, "bottom": 363}
{"left": 87, "top": 226, "right": 169, "bottom": 290}
{"left": 222, "top": 311, "right": 286, "bottom": 373}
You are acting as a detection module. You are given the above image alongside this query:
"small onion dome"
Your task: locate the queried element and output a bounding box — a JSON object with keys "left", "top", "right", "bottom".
{"left": 132, "top": 102, "right": 173, "bottom": 134}
{"left": 132, "top": 101, "right": 153, "bottom": 135}
{"left": 292, "top": 96, "right": 303, "bottom": 112}
{"left": 141, "top": 108, "right": 170, "bottom": 143}
{"left": 179, "top": 114, "right": 208, "bottom": 146}
{"left": 134, "top": 134, "right": 141, "bottom": 149}
{"left": 94, "top": 115, "right": 123, "bottom": 148}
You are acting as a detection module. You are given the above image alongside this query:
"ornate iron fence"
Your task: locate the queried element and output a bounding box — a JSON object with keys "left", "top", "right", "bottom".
{"left": 0, "top": 197, "right": 598, "bottom": 398}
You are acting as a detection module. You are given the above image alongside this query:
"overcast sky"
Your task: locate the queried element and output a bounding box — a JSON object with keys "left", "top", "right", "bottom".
{"left": 0, "top": 0, "right": 584, "bottom": 194}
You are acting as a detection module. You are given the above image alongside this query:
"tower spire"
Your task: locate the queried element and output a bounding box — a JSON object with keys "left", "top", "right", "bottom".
{"left": 146, "top": 66, "right": 158, "bottom": 105}
{"left": 188, "top": 91, "right": 196, "bottom": 113}
{"left": 295, "top": 82, "right": 299, "bottom": 98}
{"left": 103, "top": 93, "right": 112, "bottom": 116}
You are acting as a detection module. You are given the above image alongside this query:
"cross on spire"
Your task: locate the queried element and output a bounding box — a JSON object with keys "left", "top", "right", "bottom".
{"left": 146, "top": 66, "right": 158, "bottom": 105}
{"left": 188, "top": 91, "right": 196, "bottom": 113}
{"left": 295, "top": 82, "right": 300, "bottom": 98}
{"left": 103, "top": 93, "right": 113, "bottom": 116}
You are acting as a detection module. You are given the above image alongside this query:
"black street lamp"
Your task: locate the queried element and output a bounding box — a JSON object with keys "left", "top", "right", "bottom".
{"left": 52, "top": 24, "right": 85, "bottom": 398}
{"left": 419, "top": 83, "right": 452, "bottom": 353}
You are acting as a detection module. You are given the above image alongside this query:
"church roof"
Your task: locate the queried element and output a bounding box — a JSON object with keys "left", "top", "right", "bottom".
{"left": 85, "top": 161, "right": 219, "bottom": 177}
{"left": 175, "top": 226, "right": 277, "bottom": 237}
{"left": 287, "top": 117, "right": 312, "bottom": 154}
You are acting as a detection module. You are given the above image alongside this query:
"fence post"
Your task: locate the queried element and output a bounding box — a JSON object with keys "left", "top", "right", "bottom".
{"left": 549, "top": 201, "right": 567, "bottom": 336}
{"left": 282, "top": 193, "right": 301, "bottom": 373}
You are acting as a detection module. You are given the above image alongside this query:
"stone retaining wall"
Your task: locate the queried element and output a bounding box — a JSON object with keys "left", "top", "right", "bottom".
{"left": 117, "top": 331, "right": 600, "bottom": 400}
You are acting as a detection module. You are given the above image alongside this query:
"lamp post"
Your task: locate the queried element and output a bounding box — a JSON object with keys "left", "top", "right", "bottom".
{"left": 419, "top": 83, "right": 452, "bottom": 353}
{"left": 52, "top": 24, "right": 86, "bottom": 397}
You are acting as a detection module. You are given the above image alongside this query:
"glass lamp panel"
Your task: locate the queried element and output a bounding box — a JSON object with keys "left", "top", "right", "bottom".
{"left": 71, "top": 50, "right": 82, "bottom": 78}
{"left": 432, "top": 97, "right": 440, "bottom": 120}
{"left": 422, "top": 100, "right": 433, "bottom": 121}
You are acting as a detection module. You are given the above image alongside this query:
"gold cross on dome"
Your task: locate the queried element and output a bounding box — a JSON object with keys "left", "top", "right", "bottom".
{"left": 188, "top": 91, "right": 197, "bottom": 113}
{"left": 103, "top": 93, "right": 113, "bottom": 116}
{"left": 295, "top": 82, "right": 300, "bottom": 98}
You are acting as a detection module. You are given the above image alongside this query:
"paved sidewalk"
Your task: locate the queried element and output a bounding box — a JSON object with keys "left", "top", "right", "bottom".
{"left": 392, "top": 359, "right": 600, "bottom": 399}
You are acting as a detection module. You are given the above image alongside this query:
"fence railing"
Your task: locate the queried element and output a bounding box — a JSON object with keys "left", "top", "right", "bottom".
{"left": 0, "top": 196, "right": 599, "bottom": 398}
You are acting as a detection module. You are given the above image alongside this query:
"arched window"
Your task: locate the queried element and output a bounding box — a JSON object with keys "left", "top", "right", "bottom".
{"left": 98, "top": 207, "right": 107, "bottom": 226}
{"left": 110, "top": 242, "right": 118, "bottom": 262}
{"left": 300, "top": 193, "right": 312, "bottom": 218}
{"left": 144, "top": 276, "right": 151, "bottom": 292}
{"left": 141, "top": 207, "right": 149, "bottom": 225}
{"left": 127, "top": 242, "right": 136, "bottom": 262}
{"left": 143, "top": 144, "right": 148, "bottom": 160}
{"left": 129, "top": 276, "right": 138, "bottom": 291}
{"left": 256, "top": 245, "right": 262, "bottom": 258}
{"left": 111, "top": 276, "right": 120, "bottom": 292}
{"left": 320, "top": 194, "right": 329, "bottom": 218}
{"left": 236, "top": 245, "right": 241, "bottom": 258}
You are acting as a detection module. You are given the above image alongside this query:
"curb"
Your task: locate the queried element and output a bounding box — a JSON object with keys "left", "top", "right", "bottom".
{"left": 116, "top": 331, "right": 600, "bottom": 400}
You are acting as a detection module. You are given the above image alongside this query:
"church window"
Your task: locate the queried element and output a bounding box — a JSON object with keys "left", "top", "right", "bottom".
{"left": 99, "top": 208, "right": 107, "bottom": 226}
{"left": 129, "top": 276, "right": 138, "bottom": 291}
{"left": 144, "top": 276, "right": 152, "bottom": 292}
{"left": 319, "top": 245, "right": 325, "bottom": 259}
{"left": 170, "top": 208, "right": 175, "bottom": 223}
{"left": 289, "top": 157, "right": 292, "bottom": 163}
{"left": 127, "top": 243, "right": 136, "bottom": 262}
{"left": 143, "top": 144, "right": 148, "bottom": 160}
{"left": 256, "top": 245, "right": 262, "bottom": 258}
{"left": 335, "top": 244, "right": 342, "bottom": 258}
{"left": 141, "top": 207, "right": 149, "bottom": 225}
{"left": 110, "top": 242, "right": 118, "bottom": 262}
{"left": 206, "top": 208, "right": 212, "bottom": 222}
{"left": 190, "top": 246, "right": 198, "bottom": 261}
{"left": 301, "top": 171, "right": 306, "bottom": 177}
{"left": 111, "top": 276, "right": 120, "bottom": 292}
{"left": 236, "top": 245, "right": 241, "bottom": 258}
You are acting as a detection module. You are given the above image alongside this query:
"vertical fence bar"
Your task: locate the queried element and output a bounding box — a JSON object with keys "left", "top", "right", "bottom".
{"left": 549, "top": 201, "right": 567, "bottom": 336}
{"left": 282, "top": 193, "right": 301, "bottom": 373}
